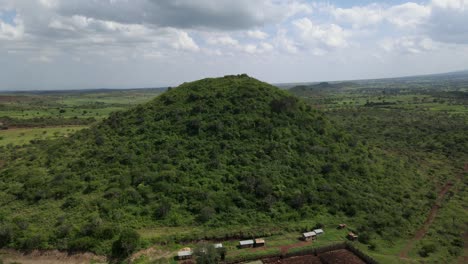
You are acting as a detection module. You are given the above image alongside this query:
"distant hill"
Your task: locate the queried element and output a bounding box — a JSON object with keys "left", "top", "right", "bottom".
{"left": 278, "top": 69, "right": 468, "bottom": 92}
{"left": 0, "top": 75, "right": 431, "bottom": 255}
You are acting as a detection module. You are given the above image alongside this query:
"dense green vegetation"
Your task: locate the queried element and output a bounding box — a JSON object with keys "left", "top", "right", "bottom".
{"left": 0, "top": 73, "right": 466, "bottom": 264}
{"left": 0, "top": 75, "right": 437, "bottom": 259}
{"left": 285, "top": 71, "right": 468, "bottom": 114}
{"left": 287, "top": 74, "right": 468, "bottom": 263}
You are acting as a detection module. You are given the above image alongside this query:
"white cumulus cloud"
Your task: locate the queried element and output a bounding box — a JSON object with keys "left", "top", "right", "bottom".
{"left": 293, "top": 18, "right": 349, "bottom": 50}
{"left": 381, "top": 36, "right": 437, "bottom": 54}
{"left": 247, "top": 30, "right": 269, "bottom": 40}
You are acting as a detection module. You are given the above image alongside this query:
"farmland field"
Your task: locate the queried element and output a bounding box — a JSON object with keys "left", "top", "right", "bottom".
{"left": 0, "top": 88, "right": 164, "bottom": 146}
{"left": 0, "top": 126, "right": 88, "bottom": 147}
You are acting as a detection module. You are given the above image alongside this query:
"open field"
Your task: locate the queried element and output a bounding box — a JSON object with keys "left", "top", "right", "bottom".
{"left": 0, "top": 88, "right": 163, "bottom": 147}
{"left": 0, "top": 126, "right": 88, "bottom": 147}
{"left": 0, "top": 88, "right": 163, "bottom": 122}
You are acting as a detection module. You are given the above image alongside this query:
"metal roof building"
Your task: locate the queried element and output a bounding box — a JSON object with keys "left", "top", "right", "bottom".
{"left": 177, "top": 249, "right": 193, "bottom": 259}
{"left": 314, "top": 229, "right": 324, "bottom": 235}
{"left": 214, "top": 243, "right": 223, "bottom": 249}
{"left": 239, "top": 240, "right": 254, "bottom": 246}
{"left": 303, "top": 231, "right": 316, "bottom": 238}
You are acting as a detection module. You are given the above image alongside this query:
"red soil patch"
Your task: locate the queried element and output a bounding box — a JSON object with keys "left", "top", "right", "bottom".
{"left": 399, "top": 163, "right": 467, "bottom": 259}
{"left": 320, "top": 249, "right": 366, "bottom": 264}
{"left": 263, "top": 255, "right": 322, "bottom": 264}
{"left": 279, "top": 241, "right": 310, "bottom": 254}
{"left": 261, "top": 249, "right": 366, "bottom": 264}
{"left": 180, "top": 260, "right": 195, "bottom": 264}
{"left": 0, "top": 249, "right": 107, "bottom": 264}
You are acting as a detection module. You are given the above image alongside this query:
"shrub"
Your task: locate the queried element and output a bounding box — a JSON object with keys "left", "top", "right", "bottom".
{"left": 0, "top": 225, "right": 12, "bottom": 247}
{"left": 418, "top": 243, "right": 436, "bottom": 257}
{"left": 20, "top": 234, "right": 47, "bottom": 250}
{"left": 112, "top": 228, "right": 140, "bottom": 258}
{"left": 69, "top": 236, "right": 98, "bottom": 251}
{"left": 357, "top": 232, "right": 370, "bottom": 244}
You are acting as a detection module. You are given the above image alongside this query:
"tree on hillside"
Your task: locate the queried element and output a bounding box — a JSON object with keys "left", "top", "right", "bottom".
{"left": 112, "top": 228, "right": 140, "bottom": 258}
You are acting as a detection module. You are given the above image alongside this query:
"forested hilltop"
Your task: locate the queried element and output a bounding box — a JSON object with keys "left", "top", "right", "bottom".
{"left": 0, "top": 75, "right": 435, "bottom": 256}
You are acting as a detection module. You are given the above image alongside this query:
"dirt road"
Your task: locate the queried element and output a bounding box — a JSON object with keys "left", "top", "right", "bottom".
{"left": 398, "top": 163, "right": 467, "bottom": 259}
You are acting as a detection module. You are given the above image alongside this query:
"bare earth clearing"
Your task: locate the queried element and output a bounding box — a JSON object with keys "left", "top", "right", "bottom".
{"left": 260, "top": 249, "right": 365, "bottom": 264}
{"left": 0, "top": 249, "right": 107, "bottom": 264}
{"left": 262, "top": 255, "right": 322, "bottom": 264}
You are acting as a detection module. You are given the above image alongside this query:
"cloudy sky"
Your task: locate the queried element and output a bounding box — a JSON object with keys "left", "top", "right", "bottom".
{"left": 0, "top": 0, "right": 467, "bottom": 90}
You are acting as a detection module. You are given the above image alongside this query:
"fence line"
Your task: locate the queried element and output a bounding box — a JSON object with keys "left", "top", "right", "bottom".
{"left": 345, "top": 242, "right": 379, "bottom": 264}
{"left": 225, "top": 242, "right": 379, "bottom": 264}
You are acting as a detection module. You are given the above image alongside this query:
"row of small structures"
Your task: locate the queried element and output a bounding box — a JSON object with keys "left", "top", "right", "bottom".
{"left": 239, "top": 238, "right": 265, "bottom": 249}
{"left": 177, "top": 224, "right": 359, "bottom": 260}
{"left": 302, "top": 228, "right": 324, "bottom": 241}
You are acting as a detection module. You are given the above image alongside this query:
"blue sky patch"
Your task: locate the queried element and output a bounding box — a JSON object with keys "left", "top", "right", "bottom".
{"left": 0, "top": 9, "right": 17, "bottom": 25}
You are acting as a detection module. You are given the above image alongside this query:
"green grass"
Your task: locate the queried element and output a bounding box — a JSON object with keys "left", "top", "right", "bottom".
{"left": 407, "top": 178, "right": 467, "bottom": 263}
{"left": 0, "top": 126, "right": 88, "bottom": 146}
{"left": 0, "top": 89, "right": 163, "bottom": 124}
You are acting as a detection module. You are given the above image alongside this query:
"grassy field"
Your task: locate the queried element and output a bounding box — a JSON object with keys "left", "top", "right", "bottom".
{"left": 0, "top": 88, "right": 163, "bottom": 147}
{"left": 0, "top": 89, "right": 162, "bottom": 119}
{"left": 0, "top": 126, "right": 88, "bottom": 147}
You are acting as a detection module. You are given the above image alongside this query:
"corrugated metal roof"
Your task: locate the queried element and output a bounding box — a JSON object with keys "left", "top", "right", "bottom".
{"left": 303, "top": 231, "right": 316, "bottom": 237}
{"left": 214, "top": 243, "right": 223, "bottom": 248}
{"left": 239, "top": 240, "right": 254, "bottom": 245}
{"left": 314, "top": 229, "right": 324, "bottom": 234}
{"left": 177, "top": 251, "right": 192, "bottom": 257}
{"left": 255, "top": 239, "right": 265, "bottom": 244}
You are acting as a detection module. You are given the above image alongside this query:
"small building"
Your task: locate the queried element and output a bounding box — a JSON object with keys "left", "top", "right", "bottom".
{"left": 302, "top": 231, "right": 317, "bottom": 241}
{"left": 239, "top": 240, "right": 254, "bottom": 248}
{"left": 314, "top": 229, "right": 324, "bottom": 235}
{"left": 177, "top": 248, "right": 193, "bottom": 260}
{"left": 347, "top": 232, "right": 358, "bottom": 241}
{"left": 338, "top": 224, "right": 347, "bottom": 229}
{"left": 255, "top": 238, "right": 265, "bottom": 247}
{"left": 214, "top": 243, "right": 223, "bottom": 249}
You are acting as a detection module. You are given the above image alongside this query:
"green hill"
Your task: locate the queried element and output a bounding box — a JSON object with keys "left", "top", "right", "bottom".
{"left": 0, "top": 75, "right": 432, "bottom": 255}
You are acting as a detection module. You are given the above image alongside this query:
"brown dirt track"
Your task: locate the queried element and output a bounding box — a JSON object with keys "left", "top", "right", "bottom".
{"left": 399, "top": 163, "right": 467, "bottom": 259}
